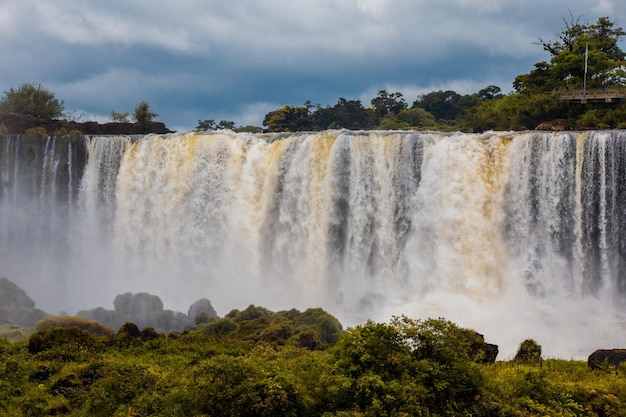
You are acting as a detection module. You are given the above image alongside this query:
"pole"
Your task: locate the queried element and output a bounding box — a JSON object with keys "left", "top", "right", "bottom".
{"left": 583, "top": 43, "right": 589, "bottom": 96}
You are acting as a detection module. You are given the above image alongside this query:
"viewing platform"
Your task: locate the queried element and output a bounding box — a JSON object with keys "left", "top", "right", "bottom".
{"left": 557, "top": 88, "right": 626, "bottom": 103}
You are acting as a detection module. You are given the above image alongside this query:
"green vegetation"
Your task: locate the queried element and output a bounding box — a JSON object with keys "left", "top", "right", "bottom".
{"left": 2, "top": 16, "right": 624, "bottom": 135}
{"left": 1, "top": 311, "right": 625, "bottom": 416}
{"left": 0, "top": 83, "right": 64, "bottom": 120}
{"left": 1, "top": 276, "right": 625, "bottom": 415}
{"left": 256, "top": 15, "right": 626, "bottom": 132}
{"left": 132, "top": 100, "right": 159, "bottom": 129}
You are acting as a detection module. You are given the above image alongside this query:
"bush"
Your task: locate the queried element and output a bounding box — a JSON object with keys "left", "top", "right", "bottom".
{"left": 199, "top": 318, "right": 238, "bottom": 337}
{"left": 27, "top": 327, "right": 102, "bottom": 356}
{"left": 0, "top": 83, "right": 64, "bottom": 119}
{"left": 515, "top": 339, "right": 542, "bottom": 364}
{"left": 34, "top": 316, "right": 114, "bottom": 337}
{"left": 22, "top": 126, "right": 48, "bottom": 141}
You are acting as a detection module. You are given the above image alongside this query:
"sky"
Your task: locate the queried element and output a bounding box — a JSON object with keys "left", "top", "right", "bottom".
{"left": 1, "top": 0, "right": 625, "bottom": 132}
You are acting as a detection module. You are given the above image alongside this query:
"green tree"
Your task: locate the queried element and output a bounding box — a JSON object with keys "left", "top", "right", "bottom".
{"left": 0, "top": 83, "right": 64, "bottom": 119}
{"left": 217, "top": 120, "right": 236, "bottom": 130}
{"left": 132, "top": 100, "right": 158, "bottom": 128}
{"left": 110, "top": 110, "right": 130, "bottom": 123}
{"left": 515, "top": 16, "right": 626, "bottom": 92}
{"left": 196, "top": 119, "right": 217, "bottom": 131}
{"left": 370, "top": 90, "right": 408, "bottom": 118}
{"left": 478, "top": 85, "right": 504, "bottom": 100}
{"left": 263, "top": 105, "right": 312, "bottom": 131}
{"left": 412, "top": 90, "right": 465, "bottom": 121}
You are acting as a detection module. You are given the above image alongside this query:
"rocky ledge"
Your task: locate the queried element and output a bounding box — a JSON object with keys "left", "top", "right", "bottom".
{"left": 0, "top": 112, "right": 174, "bottom": 135}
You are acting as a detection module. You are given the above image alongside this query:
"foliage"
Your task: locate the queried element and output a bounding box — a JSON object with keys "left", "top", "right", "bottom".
{"left": 2, "top": 313, "right": 626, "bottom": 416}
{"left": 515, "top": 338, "right": 543, "bottom": 364}
{"left": 522, "top": 15, "right": 626, "bottom": 92}
{"left": 370, "top": 90, "right": 407, "bottom": 117}
{"left": 235, "top": 124, "right": 263, "bottom": 133}
{"left": 34, "top": 316, "right": 114, "bottom": 337}
{"left": 110, "top": 110, "right": 130, "bottom": 123}
{"left": 196, "top": 118, "right": 217, "bottom": 130}
{"left": 263, "top": 105, "right": 313, "bottom": 131}
{"left": 132, "top": 100, "right": 158, "bottom": 128}
{"left": 0, "top": 83, "right": 64, "bottom": 119}
{"left": 377, "top": 106, "right": 437, "bottom": 130}
{"left": 22, "top": 126, "right": 48, "bottom": 141}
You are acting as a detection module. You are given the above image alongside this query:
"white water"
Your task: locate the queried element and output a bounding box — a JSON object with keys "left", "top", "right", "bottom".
{"left": 1, "top": 130, "right": 626, "bottom": 359}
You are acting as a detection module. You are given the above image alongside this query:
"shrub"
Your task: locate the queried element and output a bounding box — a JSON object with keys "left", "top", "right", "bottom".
{"left": 199, "top": 318, "right": 238, "bottom": 337}
{"left": 0, "top": 83, "right": 64, "bottom": 119}
{"left": 226, "top": 304, "right": 273, "bottom": 321}
{"left": 22, "top": 126, "right": 48, "bottom": 141}
{"left": 515, "top": 339, "right": 542, "bottom": 364}
{"left": 279, "top": 307, "right": 343, "bottom": 345}
{"left": 27, "top": 327, "right": 102, "bottom": 356}
{"left": 34, "top": 316, "right": 114, "bottom": 337}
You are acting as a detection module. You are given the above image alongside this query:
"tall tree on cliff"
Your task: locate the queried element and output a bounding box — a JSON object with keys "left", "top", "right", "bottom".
{"left": 0, "top": 83, "right": 65, "bottom": 120}
{"left": 514, "top": 16, "right": 626, "bottom": 92}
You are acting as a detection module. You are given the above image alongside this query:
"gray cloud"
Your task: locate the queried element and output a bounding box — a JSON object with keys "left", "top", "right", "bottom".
{"left": 1, "top": 0, "right": 624, "bottom": 130}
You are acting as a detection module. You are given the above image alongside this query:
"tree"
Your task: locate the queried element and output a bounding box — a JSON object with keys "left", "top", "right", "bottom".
{"left": 0, "top": 83, "right": 64, "bottom": 119}
{"left": 371, "top": 90, "right": 407, "bottom": 118}
{"left": 217, "top": 120, "right": 235, "bottom": 130}
{"left": 132, "top": 101, "right": 158, "bottom": 128}
{"left": 515, "top": 16, "right": 626, "bottom": 92}
{"left": 413, "top": 90, "right": 463, "bottom": 121}
{"left": 263, "top": 105, "right": 312, "bottom": 131}
{"left": 478, "top": 85, "right": 504, "bottom": 100}
{"left": 110, "top": 110, "right": 130, "bottom": 123}
{"left": 196, "top": 119, "right": 217, "bottom": 131}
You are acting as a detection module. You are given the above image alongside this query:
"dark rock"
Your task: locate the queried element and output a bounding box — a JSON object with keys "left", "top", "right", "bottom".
{"left": 0, "top": 111, "right": 174, "bottom": 135}
{"left": 535, "top": 118, "right": 568, "bottom": 131}
{"left": 588, "top": 349, "right": 626, "bottom": 370}
{"left": 467, "top": 331, "right": 498, "bottom": 363}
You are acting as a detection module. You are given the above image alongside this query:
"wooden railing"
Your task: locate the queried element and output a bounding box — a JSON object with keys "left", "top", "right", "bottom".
{"left": 556, "top": 88, "right": 626, "bottom": 103}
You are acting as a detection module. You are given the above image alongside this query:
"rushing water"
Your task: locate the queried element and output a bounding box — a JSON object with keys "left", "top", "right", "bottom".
{"left": 1, "top": 130, "right": 625, "bottom": 358}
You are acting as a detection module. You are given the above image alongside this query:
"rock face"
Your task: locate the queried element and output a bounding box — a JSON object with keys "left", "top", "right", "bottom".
{"left": 467, "top": 331, "right": 499, "bottom": 363}
{"left": 588, "top": 349, "right": 626, "bottom": 370}
{"left": 535, "top": 118, "right": 568, "bottom": 131}
{"left": 0, "top": 112, "right": 174, "bottom": 135}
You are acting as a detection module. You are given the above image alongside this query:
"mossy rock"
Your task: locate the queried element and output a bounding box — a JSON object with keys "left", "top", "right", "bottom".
{"left": 0, "top": 324, "right": 32, "bottom": 342}
{"left": 514, "top": 339, "right": 542, "bottom": 363}
{"left": 0, "top": 276, "right": 36, "bottom": 309}
{"left": 34, "top": 316, "right": 114, "bottom": 337}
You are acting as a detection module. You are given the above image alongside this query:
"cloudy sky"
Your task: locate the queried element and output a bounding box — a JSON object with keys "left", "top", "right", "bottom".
{"left": 1, "top": 0, "right": 624, "bottom": 131}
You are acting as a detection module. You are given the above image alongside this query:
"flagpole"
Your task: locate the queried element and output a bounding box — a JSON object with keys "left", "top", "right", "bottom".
{"left": 583, "top": 43, "right": 589, "bottom": 97}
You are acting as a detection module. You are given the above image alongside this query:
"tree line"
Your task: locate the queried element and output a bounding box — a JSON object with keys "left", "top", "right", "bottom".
{"left": 2, "top": 15, "right": 625, "bottom": 136}
{"left": 200, "top": 15, "right": 626, "bottom": 133}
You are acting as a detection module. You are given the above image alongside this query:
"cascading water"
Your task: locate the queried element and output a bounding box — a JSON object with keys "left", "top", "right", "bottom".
{"left": 1, "top": 129, "right": 625, "bottom": 358}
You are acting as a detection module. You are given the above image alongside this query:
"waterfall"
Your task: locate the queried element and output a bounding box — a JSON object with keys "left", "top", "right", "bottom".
{"left": 1, "top": 130, "right": 625, "bottom": 358}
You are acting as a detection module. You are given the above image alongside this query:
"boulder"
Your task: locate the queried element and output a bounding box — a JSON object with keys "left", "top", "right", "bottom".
{"left": 588, "top": 349, "right": 626, "bottom": 370}
{"left": 535, "top": 119, "right": 568, "bottom": 131}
